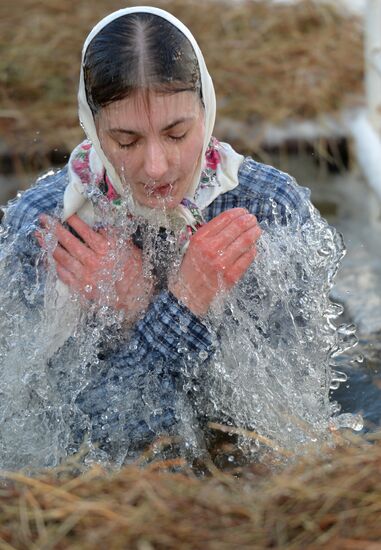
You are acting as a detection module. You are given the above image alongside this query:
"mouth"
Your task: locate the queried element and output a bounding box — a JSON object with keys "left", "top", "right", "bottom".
{"left": 144, "top": 180, "right": 177, "bottom": 198}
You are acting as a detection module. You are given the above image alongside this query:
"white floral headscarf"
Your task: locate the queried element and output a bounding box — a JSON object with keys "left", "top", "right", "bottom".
{"left": 63, "top": 6, "right": 244, "bottom": 229}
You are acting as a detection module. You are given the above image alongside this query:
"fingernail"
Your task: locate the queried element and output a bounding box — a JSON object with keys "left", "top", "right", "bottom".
{"left": 242, "top": 213, "right": 254, "bottom": 221}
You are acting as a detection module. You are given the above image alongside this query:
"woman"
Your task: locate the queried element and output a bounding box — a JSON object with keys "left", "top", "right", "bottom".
{"left": 0, "top": 7, "right": 342, "bottom": 468}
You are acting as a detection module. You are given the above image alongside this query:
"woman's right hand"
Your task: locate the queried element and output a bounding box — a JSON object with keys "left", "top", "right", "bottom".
{"left": 169, "top": 208, "right": 261, "bottom": 317}
{"left": 36, "top": 214, "right": 154, "bottom": 322}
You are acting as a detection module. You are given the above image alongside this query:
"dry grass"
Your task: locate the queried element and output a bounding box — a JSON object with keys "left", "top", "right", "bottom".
{"left": 0, "top": 433, "right": 380, "bottom": 549}
{"left": 0, "top": 0, "right": 364, "bottom": 164}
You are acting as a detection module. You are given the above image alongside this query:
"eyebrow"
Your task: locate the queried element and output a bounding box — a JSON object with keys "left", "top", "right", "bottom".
{"left": 109, "top": 117, "right": 194, "bottom": 136}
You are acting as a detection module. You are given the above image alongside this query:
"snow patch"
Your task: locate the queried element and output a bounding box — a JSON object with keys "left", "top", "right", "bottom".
{"left": 349, "top": 113, "right": 381, "bottom": 201}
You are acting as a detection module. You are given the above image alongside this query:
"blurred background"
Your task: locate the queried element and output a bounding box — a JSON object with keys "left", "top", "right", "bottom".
{"left": 0, "top": 0, "right": 380, "bottom": 422}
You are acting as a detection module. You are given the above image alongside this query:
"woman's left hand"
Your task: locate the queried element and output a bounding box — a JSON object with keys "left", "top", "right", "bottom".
{"left": 36, "top": 214, "right": 154, "bottom": 320}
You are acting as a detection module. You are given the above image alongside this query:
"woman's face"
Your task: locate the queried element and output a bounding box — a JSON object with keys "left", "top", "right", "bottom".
{"left": 96, "top": 90, "right": 205, "bottom": 209}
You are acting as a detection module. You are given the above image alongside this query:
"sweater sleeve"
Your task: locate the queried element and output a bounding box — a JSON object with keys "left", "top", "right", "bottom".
{"left": 0, "top": 169, "right": 67, "bottom": 307}
{"left": 133, "top": 290, "right": 215, "bottom": 361}
{"left": 73, "top": 290, "right": 216, "bottom": 456}
{"left": 203, "top": 156, "right": 313, "bottom": 226}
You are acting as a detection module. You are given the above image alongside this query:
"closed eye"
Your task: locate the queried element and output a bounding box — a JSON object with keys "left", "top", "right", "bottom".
{"left": 118, "top": 141, "right": 137, "bottom": 150}
{"left": 118, "top": 133, "right": 187, "bottom": 149}
{"left": 168, "top": 133, "right": 187, "bottom": 142}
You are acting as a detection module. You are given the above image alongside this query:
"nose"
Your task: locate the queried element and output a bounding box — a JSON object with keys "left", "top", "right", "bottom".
{"left": 144, "top": 138, "right": 169, "bottom": 182}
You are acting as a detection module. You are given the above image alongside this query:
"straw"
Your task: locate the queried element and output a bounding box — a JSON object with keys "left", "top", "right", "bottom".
{"left": 0, "top": 434, "right": 380, "bottom": 548}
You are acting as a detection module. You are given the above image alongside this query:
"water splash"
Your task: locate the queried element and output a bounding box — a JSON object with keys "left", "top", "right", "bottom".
{"left": 0, "top": 183, "right": 358, "bottom": 469}
{"left": 192, "top": 211, "right": 355, "bottom": 456}
{"left": 329, "top": 412, "right": 364, "bottom": 432}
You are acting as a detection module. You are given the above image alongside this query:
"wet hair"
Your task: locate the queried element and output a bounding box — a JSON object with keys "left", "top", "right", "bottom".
{"left": 84, "top": 13, "right": 202, "bottom": 114}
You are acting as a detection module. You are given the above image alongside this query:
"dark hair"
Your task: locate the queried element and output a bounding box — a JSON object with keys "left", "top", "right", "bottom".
{"left": 84, "top": 13, "right": 202, "bottom": 114}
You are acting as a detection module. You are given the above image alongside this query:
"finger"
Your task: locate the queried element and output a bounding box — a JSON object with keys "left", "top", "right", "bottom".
{"left": 128, "top": 239, "right": 144, "bottom": 259}
{"left": 220, "top": 225, "right": 261, "bottom": 266}
{"left": 192, "top": 208, "right": 248, "bottom": 241}
{"left": 35, "top": 229, "right": 58, "bottom": 254}
{"left": 98, "top": 227, "right": 142, "bottom": 260}
{"left": 53, "top": 244, "right": 84, "bottom": 278}
{"left": 66, "top": 215, "right": 109, "bottom": 254}
{"left": 98, "top": 227, "right": 111, "bottom": 240}
{"left": 116, "top": 238, "right": 143, "bottom": 265}
{"left": 213, "top": 213, "right": 259, "bottom": 251}
{"left": 224, "top": 246, "right": 258, "bottom": 287}
{"left": 55, "top": 262, "right": 81, "bottom": 292}
{"left": 40, "top": 215, "right": 94, "bottom": 265}
{"left": 96, "top": 227, "right": 115, "bottom": 251}
{"left": 34, "top": 230, "right": 46, "bottom": 248}
{"left": 97, "top": 227, "right": 140, "bottom": 257}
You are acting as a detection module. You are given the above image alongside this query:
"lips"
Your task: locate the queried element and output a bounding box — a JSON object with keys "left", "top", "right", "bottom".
{"left": 154, "top": 183, "right": 172, "bottom": 197}
{"left": 144, "top": 180, "right": 176, "bottom": 197}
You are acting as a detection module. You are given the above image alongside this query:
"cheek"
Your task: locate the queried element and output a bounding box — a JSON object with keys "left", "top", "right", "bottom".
{"left": 181, "top": 131, "right": 205, "bottom": 173}
{"left": 111, "top": 150, "right": 129, "bottom": 171}
{"left": 98, "top": 135, "right": 120, "bottom": 167}
{"left": 102, "top": 144, "right": 139, "bottom": 182}
{"left": 106, "top": 150, "right": 128, "bottom": 182}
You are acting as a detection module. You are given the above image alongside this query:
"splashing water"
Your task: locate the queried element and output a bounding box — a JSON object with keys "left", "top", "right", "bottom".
{"left": 0, "top": 179, "right": 357, "bottom": 470}
{"left": 197, "top": 214, "right": 357, "bottom": 455}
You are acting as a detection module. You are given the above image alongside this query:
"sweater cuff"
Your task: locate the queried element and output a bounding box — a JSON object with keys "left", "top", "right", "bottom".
{"left": 136, "top": 290, "right": 215, "bottom": 362}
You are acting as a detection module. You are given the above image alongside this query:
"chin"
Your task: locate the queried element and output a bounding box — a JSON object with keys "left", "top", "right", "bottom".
{"left": 147, "top": 199, "right": 180, "bottom": 210}
{"left": 137, "top": 193, "right": 182, "bottom": 210}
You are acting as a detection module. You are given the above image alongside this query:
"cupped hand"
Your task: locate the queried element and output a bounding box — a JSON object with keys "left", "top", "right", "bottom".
{"left": 169, "top": 208, "right": 261, "bottom": 317}
{"left": 36, "top": 214, "right": 154, "bottom": 320}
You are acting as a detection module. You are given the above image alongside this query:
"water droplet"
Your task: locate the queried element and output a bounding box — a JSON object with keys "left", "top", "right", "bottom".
{"left": 331, "top": 370, "right": 348, "bottom": 384}
{"left": 330, "top": 413, "right": 364, "bottom": 432}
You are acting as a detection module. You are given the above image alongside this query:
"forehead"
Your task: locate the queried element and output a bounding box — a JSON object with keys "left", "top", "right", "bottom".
{"left": 98, "top": 90, "right": 202, "bottom": 130}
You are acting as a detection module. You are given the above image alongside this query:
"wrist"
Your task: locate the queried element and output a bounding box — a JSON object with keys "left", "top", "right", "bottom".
{"left": 168, "top": 280, "right": 207, "bottom": 317}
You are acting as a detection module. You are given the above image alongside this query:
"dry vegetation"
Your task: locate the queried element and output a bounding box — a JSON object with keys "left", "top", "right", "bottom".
{"left": 0, "top": 434, "right": 380, "bottom": 549}
{"left": 0, "top": 0, "right": 364, "bottom": 164}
